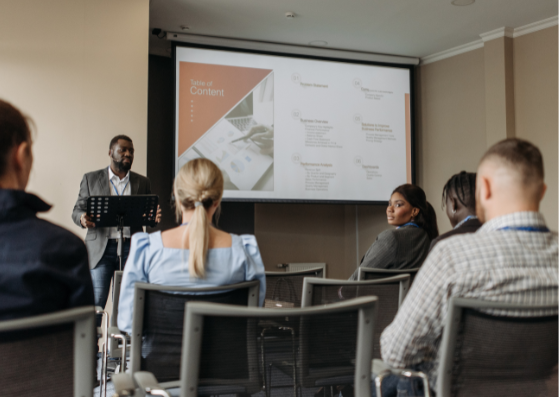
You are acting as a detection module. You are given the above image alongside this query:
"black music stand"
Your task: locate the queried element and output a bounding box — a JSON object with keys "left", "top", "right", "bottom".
{"left": 87, "top": 195, "right": 159, "bottom": 270}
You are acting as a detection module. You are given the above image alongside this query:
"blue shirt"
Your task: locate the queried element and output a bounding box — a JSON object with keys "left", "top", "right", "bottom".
{"left": 117, "top": 231, "right": 266, "bottom": 333}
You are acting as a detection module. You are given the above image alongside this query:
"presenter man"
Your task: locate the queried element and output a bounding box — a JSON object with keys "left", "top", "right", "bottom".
{"left": 72, "top": 135, "right": 161, "bottom": 315}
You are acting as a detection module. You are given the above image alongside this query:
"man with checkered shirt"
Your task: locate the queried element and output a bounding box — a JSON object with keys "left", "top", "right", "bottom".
{"left": 377, "top": 138, "right": 558, "bottom": 396}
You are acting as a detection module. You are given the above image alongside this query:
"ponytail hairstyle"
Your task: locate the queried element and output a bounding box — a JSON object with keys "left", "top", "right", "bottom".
{"left": 392, "top": 184, "right": 439, "bottom": 240}
{"left": 174, "top": 158, "right": 224, "bottom": 278}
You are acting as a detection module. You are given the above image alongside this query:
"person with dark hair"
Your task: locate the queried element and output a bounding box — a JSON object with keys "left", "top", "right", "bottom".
{"left": 72, "top": 134, "right": 161, "bottom": 323}
{"left": 0, "top": 99, "right": 94, "bottom": 320}
{"left": 349, "top": 184, "right": 438, "bottom": 280}
{"left": 378, "top": 138, "right": 557, "bottom": 396}
{"left": 429, "top": 171, "right": 481, "bottom": 251}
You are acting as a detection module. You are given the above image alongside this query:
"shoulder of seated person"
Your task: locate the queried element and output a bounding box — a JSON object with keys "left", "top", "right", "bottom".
{"left": 376, "top": 228, "right": 399, "bottom": 241}
{"left": 131, "top": 231, "right": 151, "bottom": 245}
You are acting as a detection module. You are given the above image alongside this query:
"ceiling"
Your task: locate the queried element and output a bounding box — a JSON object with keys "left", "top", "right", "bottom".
{"left": 149, "top": 0, "right": 557, "bottom": 59}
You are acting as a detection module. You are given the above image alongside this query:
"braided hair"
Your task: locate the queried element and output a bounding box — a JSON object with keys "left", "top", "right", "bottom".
{"left": 441, "top": 171, "right": 476, "bottom": 211}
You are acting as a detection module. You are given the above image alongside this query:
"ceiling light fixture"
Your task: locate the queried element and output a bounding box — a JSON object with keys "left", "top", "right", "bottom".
{"left": 180, "top": 25, "right": 190, "bottom": 30}
{"left": 309, "top": 40, "right": 328, "bottom": 47}
{"left": 451, "top": 0, "right": 475, "bottom": 5}
{"left": 285, "top": 12, "right": 295, "bottom": 19}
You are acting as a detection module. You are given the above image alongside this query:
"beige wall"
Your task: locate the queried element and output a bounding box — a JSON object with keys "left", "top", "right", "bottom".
{"left": 416, "top": 48, "right": 488, "bottom": 233}
{"left": 417, "top": 26, "right": 558, "bottom": 233}
{"left": 0, "top": 0, "right": 150, "bottom": 238}
{"left": 513, "top": 26, "right": 558, "bottom": 230}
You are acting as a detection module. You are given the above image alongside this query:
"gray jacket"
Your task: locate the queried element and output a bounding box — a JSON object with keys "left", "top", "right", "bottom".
{"left": 72, "top": 168, "right": 152, "bottom": 269}
{"left": 349, "top": 225, "right": 431, "bottom": 280}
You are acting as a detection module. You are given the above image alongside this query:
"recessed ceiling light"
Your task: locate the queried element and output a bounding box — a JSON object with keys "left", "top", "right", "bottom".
{"left": 451, "top": 0, "right": 475, "bottom": 5}
{"left": 309, "top": 40, "right": 328, "bottom": 46}
{"left": 180, "top": 25, "right": 190, "bottom": 30}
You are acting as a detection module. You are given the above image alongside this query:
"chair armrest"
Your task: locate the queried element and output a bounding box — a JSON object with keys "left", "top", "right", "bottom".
{"left": 109, "top": 326, "right": 123, "bottom": 337}
{"left": 134, "top": 371, "right": 171, "bottom": 397}
{"left": 112, "top": 373, "right": 136, "bottom": 396}
{"left": 372, "top": 359, "right": 431, "bottom": 397}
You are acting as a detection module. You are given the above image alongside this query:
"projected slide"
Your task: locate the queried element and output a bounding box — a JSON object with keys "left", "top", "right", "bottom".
{"left": 175, "top": 46, "right": 412, "bottom": 202}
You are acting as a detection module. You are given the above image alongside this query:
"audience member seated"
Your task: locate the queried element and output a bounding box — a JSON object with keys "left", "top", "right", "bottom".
{"left": 0, "top": 99, "right": 94, "bottom": 321}
{"left": 429, "top": 171, "right": 481, "bottom": 251}
{"left": 379, "top": 138, "right": 558, "bottom": 396}
{"left": 117, "top": 158, "right": 266, "bottom": 333}
{"left": 349, "top": 184, "right": 438, "bottom": 280}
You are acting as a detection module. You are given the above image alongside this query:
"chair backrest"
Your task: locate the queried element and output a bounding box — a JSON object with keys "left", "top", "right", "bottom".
{"left": 358, "top": 267, "right": 419, "bottom": 285}
{"left": 0, "top": 307, "right": 96, "bottom": 397}
{"left": 302, "top": 275, "right": 410, "bottom": 359}
{"left": 265, "top": 267, "right": 325, "bottom": 308}
{"left": 110, "top": 270, "right": 124, "bottom": 328}
{"left": 286, "top": 262, "right": 327, "bottom": 276}
{"left": 181, "top": 297, "right": 377, "bottom": 397}
{"left": 130, "top": 280, "right": 260, "bottom": 383}
{"left": 437, "top": 297, "right": 558, "bottom": 397}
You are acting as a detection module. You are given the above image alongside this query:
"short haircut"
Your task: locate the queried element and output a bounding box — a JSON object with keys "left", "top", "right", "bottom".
{"left": 481, "top": 138, "right": 544, "bottom": 184}
{"left": 0, "top": 99, "right": 32, "bottom": 177}
{"left": 109, "top": 135, "right": 133, "bottom": 150}
{"left": 442, "top": 171, "right": 476, "bottom": 210}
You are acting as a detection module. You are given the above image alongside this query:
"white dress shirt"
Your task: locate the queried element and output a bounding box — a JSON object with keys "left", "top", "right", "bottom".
{"left": 380, "top": 211, "right": 558, "bottom": 389}
{"left": 108, "top": 166, "right": 131, "bottom": 239}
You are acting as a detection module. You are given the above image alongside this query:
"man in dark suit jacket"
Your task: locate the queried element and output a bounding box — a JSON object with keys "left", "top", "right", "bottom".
{"left": 72, "top": 135, "right": 161, "bottom": 316}
{"left": 0, "top": 99, "right": 94, "bottom": 321}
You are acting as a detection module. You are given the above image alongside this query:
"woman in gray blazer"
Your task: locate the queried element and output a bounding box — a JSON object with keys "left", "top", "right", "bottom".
{"left": 350, "top": 184, "right": 438, "bottom": 279}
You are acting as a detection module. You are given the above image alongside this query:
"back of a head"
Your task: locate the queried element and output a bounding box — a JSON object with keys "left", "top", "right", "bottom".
{"left": 442, "top": 171, "right": 477, "bottom": 211}
{"left": 0, "top": 100, "right": 32, "bottom": 180}
{"left": 479, "top": 138, "right": 545, "bottom": 211}
{"left": 174, "top": 158, "right": 224, "bottom": 278}
{"left": 393, "top": 184, "right": 439, "bottom": 240}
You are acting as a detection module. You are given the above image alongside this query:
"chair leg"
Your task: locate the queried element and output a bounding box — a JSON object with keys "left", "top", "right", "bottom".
{"left": 261, "top": 327, "right": 271, "bottom": 397}
{"left": 96, "top": 309, "right": 109, "bottom": 397}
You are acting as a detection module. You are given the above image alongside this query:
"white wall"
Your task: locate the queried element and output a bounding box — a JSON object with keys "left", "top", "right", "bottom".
{"left": 0, "top": 0, "right": 150, "bottom": 237}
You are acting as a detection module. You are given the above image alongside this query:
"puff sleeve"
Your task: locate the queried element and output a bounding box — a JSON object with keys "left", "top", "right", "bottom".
{"left": 240, "top": 235, "right": 267, "bottom": 306}
{"left": 117, "top": 233, "right": 151, "bottom": 334}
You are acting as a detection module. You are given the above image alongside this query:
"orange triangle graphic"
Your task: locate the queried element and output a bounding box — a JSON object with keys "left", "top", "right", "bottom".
{"left": 178, "top": 62, "right": 273, "bottom": 156}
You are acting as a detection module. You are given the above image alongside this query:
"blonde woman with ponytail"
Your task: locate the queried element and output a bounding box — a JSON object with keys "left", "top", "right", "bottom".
{"left": 117, "top": 159, "right": 266, "bottom": 334}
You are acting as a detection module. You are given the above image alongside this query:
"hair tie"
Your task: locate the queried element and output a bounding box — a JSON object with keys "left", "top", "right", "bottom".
{"left": 194, "top": 201, "right": 203, "bottom": 208}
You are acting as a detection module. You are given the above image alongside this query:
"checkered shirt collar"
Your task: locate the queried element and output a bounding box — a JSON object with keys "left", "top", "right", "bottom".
{"left": 479, "top": 211, "right": 547, "bottom": 232}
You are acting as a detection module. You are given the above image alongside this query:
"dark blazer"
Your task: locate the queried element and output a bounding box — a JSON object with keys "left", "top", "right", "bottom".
{"left": 0, "top": 189, "right": 94, "bottom": 321}
{"left": 71, "top": 167, "right": 152, "bottom": 269}
{"left": 429, "top": 217, "right": 482, "bottom": 251}
{"left": 349, "top": 225, "right": 431, "bottom": 280}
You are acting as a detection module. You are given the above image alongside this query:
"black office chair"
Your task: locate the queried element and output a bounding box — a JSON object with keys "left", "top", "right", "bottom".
{"left": 265, "top": 267, "right": 325, "bottom": 308}
{"left": 0, "top": 307, "right": 96, "bottom": 397}
{"left": 302, "top": 275, "right": 410, "bottom": 359}
{"left": 358, "top": 267, "right": 419, "bottom": 285}
{"left": 129, "top": 281, "right": 260, "bottom": 386}
{"left": 436, "top": 297, "right": 558, "bottom": 397}
{"left": 124, "top": 297, "right": 378, "bottom": 397}
{"left": 374, "top": 297, "right": 558, "bottom": 397}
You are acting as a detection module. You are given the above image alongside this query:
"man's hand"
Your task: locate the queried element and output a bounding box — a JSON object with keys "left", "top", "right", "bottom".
{"left": 246, "top": 125, "right": 274, "bottom": 156}
{"left": 155, "top": 205, "right": 162, "bottom": 223}
{"left": 80, "top": 213, "right": 95, "bottom": 228}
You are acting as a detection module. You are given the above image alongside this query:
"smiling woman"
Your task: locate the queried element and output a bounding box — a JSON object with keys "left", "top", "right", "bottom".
{"left": 349, "top": 184, "right": 438, "bottom": 279}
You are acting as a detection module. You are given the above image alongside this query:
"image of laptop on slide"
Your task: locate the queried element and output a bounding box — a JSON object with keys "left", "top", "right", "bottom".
{"left": 178, "top": 74, "right": 274, "bottom": 191}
